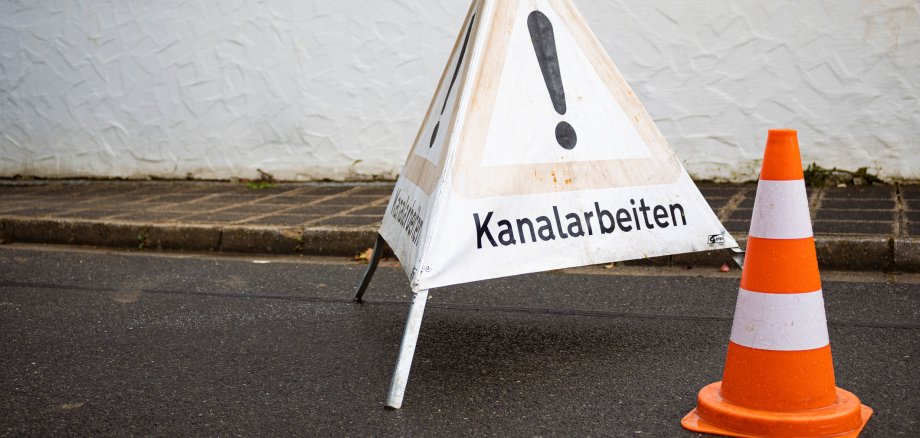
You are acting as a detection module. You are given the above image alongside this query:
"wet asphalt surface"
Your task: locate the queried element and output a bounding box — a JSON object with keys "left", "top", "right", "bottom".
{"left": 1, "top": 244, "right": 918, "bottom": 436}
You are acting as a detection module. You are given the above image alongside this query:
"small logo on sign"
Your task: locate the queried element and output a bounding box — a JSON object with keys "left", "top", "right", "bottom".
{"left": 708, "top": 230, "right": 726, "bottom": 247}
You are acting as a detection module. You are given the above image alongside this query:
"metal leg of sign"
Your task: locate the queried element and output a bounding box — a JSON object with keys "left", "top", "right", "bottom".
{"left": 385, "top": 289, "right": 430, "bottom": 410}
{"left": 353, "top": 233, "right": 385, "bottom": 303}
{"left": 729, "top": 246, "right": 746, "bottom": 269}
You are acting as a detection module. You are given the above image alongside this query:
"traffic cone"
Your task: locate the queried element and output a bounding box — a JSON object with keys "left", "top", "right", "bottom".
{"left": 681, "top": 129, "right": 872, "bottom": 437}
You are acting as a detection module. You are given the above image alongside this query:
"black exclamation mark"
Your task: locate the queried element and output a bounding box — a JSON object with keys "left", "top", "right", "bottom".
{"left": 430, "top": 15, "right": 477, "bottom": 148}
{"left": 528, "top": 11, "right": 576, "bottom": 150}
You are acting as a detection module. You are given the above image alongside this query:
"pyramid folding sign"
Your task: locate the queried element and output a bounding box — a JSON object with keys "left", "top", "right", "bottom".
{"left": 353, "top": 0, "right": 741, "bottom": 409}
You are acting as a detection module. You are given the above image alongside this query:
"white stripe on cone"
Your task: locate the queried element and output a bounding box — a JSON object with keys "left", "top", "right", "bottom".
{"left": 749, "top": 179, "right": 814, "bottom": 240}
{"left": 730, "top": 289, "right": 830, "bottom": 351}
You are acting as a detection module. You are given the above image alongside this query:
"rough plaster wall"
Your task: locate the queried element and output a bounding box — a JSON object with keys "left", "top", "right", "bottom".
{"left": 1, "top": 0, "right": 918, "bottom": 181}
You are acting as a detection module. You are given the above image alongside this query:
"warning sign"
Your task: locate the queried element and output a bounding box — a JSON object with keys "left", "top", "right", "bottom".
{"left": 380, "top": 0, "right": 738, "bottom": 291}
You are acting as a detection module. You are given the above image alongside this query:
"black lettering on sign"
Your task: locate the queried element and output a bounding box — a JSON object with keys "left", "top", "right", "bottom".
{"left": 390, "top": 189, "right": 425, "bottom": 245}
{"left": 430, "top": 14, "right": 477, "bottom": 148}
{"left": 527, "top": 10, "right": 577, "bottom": 150}
{"left": 472, "top": 199, "right": 688, "bottom": 249}
{"left": 474, "top": 212, "right": 496, "bottom": 249}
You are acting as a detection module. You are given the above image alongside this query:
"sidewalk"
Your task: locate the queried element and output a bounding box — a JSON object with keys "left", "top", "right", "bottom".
{"left": 1, "top": 180, "right": 918, "bottom": 271}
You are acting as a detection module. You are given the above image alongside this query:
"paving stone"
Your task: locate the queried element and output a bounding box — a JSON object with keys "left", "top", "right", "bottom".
{"left": 816, "top": 209, "right": 895, "bottom": 221}
{"left": 245, "top": 185, "right": 303, "bottom": 192}
{"left": 901, "top": 186, "right": 920, "bottom": 200}
{"left": 316, "top": 195, "right": 385, "bottom": 206}
{"left": 698, "top": 189, "right": 746, "bottom": 198}
{"left": 704, "top": 196, "right": 731, "bottom": 210}
{"left": 737, "top": 197, "right": 756, "bottom": 208}
{"left": 90, "top": 194, "right": 155, "bottom": 204}
{"left": 272, "top": 183, "right": 316, "bottom": 191}
{"left": 149, "top": 194, "right": 214, "bottom": 203}
{"left": 723, "top": 220, "right": 750, "bottom": 234}
{"left": 729, "top": 208, "right": 753, "bottom": 220}
{"left": 0, "top": 194, "right": 29, "bottom": 202}
{"left": 909, "top": 222, "right": 920, "bottom": 236}
{"left": 9, "top": 207, "right": 72, "bottom": 216}
{"left": 156, "top": 202, "right": 229, "bottom": 213}
{"left": 252, "top": 195, "right": 324, "bottom": 206}
{"left": 85, "top": 186, "right": 144, "bottom": 196}
{"left": 820, "top": 198, "right": 896, "bottom": 209}
{"left": 0, "top": 187, "right": 50, "bottom": 197}
{"left": 283, "top": 205, "right": 353, "bottom": 215}
{"left": 240, "top": 214, "right": 321, "bottom": 226}
{"left": 205, "top": 194, "right": 268, "bottom": 203}
{"left": 185, "top": 185, "right": 258, "bottom": 194}
{"left": 108, "top": 212, "right": 189, "bottom": 223}
{"left": 351, "top": 185, "right": 397, "bottom": 195}
{"left": 299, "top": 186, "right": 354, "bottom": 196}
{"left": 182, "top": 212, "right": 257, "bottom": 223}
{"left": 124, "top": 185, "right": 187, "bottom": 195}
{"left": 0, "top": 204, "right": 30, "bottom": 213}
{"left": 55, "top": 210, "right": 128, "bottom": 219}
{"left": 68, "top": 198, "right": 123, "bottom": 207}
{"left": 821, "top": 186, "right": 895, "bottom": 199}
{"left": 812, "top": 220, "right": 894, "bottom": 235}
{"left": 34, "top": 187, "right": 95, "bottom": 196}
{"left": 351, "top": 206, "right": 389, "bottom": 216}
{"left": 220, "top": 205, "right": 289, "bottom": 215}
{"left": 19, "top": 196, "right": 87, "bottom": 205}
{"left": 697, "top": 183, "right": 750, "bottom": 195}
{"left": 114, "top": 203, "right": 189, "bottom": 213}
{"left": 312, "top": 216, "right": 383, "bottom": 227}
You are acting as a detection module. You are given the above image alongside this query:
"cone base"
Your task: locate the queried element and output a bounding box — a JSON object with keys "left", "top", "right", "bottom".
{"left": 681, "top": 382, "right": 872, "bottom": 438}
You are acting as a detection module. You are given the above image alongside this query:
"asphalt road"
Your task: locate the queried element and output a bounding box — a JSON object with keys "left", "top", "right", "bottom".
{"left": 1, "top": 244, "right": 918, "bottom": 436}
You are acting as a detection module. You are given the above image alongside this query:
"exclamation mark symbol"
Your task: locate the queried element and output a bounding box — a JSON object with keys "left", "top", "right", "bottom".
{"left": 528, "top": 11, "right": 576, "bottom": 150}
{"left": 430, "top": 15, "right": 477, "bottom": 148}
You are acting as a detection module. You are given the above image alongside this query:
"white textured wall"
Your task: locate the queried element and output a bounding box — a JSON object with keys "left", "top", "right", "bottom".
{"left": 1, "top": 0, "right": 918, "bottom": 181}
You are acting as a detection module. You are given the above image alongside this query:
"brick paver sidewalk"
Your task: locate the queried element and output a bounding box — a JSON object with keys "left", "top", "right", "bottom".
{"left": 1, "top": 180, "right": 918, "bottom": 271}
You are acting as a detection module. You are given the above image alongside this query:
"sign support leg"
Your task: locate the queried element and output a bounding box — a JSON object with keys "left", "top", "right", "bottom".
{"left": 729, "top": 246, "right": 745, "bottom": 269}
{"left": 354, "top": 233, "right": 384, "bottom": 303}
{"left": 385, "top": 289, "right": 429, "bottom": 410}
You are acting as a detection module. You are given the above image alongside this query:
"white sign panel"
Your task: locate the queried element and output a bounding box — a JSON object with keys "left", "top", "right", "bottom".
{"left": 380, "top": 0, "right": 738, "bottom": 292}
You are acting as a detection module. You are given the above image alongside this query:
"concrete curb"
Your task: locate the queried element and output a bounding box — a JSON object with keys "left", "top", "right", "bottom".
{"left": 0, "top": 217, "right": 378, "bottom": 259}
{"left": 1, "top": 216, "right": 916, "bottom": 272}
{"left": 893, "top": 237, "right": 920, "bottom": 272}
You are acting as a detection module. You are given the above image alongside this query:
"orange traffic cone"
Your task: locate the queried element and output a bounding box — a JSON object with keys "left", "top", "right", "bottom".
{"left": 681, "top": 129, "right": 872, "bottom": 437}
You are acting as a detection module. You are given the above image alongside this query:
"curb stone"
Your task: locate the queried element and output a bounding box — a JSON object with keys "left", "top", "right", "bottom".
{"left": 0, "top": 216, "right": 381, "bottom": 258}
{"left": 893, "top": 237, "right": 920, "bottom": 272}
{"left": 1, "top": 216, "right": 916, "bottom": 272}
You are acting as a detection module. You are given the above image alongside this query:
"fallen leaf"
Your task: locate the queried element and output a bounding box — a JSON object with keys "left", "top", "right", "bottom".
{"left": 354, "top": 248, "right": 374, "bottom": 263}
{"left": 113, "top": 290, "right": 140, "bottom": 304}
{"left": 60, "top": 402, "right": 85, "bottom": 411}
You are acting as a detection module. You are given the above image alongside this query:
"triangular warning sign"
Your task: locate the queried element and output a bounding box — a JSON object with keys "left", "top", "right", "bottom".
{"left": 381, "top": 0, "right": 738, "bottom": 292}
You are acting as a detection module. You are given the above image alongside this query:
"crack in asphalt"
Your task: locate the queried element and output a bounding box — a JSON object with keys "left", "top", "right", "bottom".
{"left": 3, "top": 280, "right": 918, "bottom": 331}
